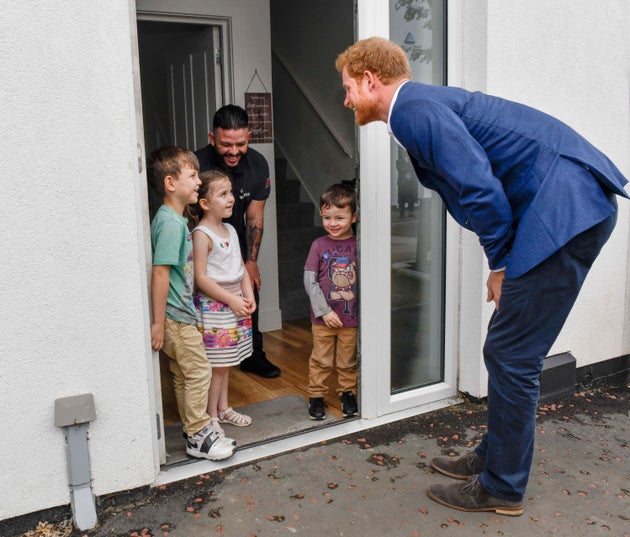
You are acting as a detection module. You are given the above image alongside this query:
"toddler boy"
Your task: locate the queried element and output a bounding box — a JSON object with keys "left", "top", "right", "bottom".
{"left": 303, "top": 183, "right": 359, "bottom": 420}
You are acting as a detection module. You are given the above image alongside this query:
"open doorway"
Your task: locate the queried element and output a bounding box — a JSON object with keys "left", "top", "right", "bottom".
{"left": 136, "top": 6, "right": 356, "bottom": 467}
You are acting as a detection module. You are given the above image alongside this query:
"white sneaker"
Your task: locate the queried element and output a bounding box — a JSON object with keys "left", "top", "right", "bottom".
{"left": 220, "top": 436, "right": 237, "bottom": 448}
{"left": 186, "top": 425, "right": 234, "bottom": 460}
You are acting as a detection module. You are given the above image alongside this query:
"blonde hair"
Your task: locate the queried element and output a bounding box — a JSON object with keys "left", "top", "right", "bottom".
{"left": 336, "top": 37, "right": 411, "bottom": 85}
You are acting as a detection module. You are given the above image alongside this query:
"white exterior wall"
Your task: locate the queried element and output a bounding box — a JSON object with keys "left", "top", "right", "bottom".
{"left": 0, "top": 0, "right": 274, "bottom": 522}
{"left": 452, "top": 0, "right": 630, "bottom": 397}
{"left": 0, "top": 1, "right": 155, "bottom": 520}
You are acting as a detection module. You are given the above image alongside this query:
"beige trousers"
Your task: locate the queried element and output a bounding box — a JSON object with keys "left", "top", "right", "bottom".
{"left": 307, "top": 324, "right": 358, "bottom": 398}
{"left": 163, "top": 318, "right": 212, "bottom": 435}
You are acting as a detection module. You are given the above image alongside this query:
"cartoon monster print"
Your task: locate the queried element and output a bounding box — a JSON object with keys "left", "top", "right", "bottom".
{"left": 327, "top": 255, "right": 357, "bottom": 314}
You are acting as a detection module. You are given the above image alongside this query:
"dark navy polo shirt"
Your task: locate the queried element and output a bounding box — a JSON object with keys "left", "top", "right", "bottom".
{"left": 195, "top": 144, "right": 270, "bottom": 260}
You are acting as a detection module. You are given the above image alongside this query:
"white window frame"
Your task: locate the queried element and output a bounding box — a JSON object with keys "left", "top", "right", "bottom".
{"left": 357, "top": 0, "right": 459, "bottom": 420}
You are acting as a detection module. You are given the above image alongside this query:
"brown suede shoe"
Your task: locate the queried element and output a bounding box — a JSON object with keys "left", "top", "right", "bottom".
{"left": 427, "top": 475, "right": 524, "bottom": 516}
{"left": 430, "top": 450, "right": 485, "bottom": 479}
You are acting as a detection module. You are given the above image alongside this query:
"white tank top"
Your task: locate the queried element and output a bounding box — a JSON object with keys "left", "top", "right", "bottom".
{"left": 193, "top": 223, "right": 244, "bottom": 286}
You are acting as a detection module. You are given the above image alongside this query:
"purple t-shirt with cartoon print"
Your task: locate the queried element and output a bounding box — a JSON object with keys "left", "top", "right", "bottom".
{"left": 304, "top": 235, "right": 358, "bottom": 327}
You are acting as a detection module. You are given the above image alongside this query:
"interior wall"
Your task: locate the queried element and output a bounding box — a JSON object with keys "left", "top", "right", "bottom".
{"left": 270, "top": 0, "right": 356, "bottom": 204}
{"left": 271, "top": 0, "right": 355, "bottom": 141}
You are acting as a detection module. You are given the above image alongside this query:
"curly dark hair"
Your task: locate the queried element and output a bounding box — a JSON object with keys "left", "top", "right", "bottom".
{"left": 320, "top": 183, "right": 357, "bottom": 213}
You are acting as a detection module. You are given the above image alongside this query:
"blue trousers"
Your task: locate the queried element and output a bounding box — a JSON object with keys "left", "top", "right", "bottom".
{"left": 475, "top": 203, "right": 617, "bottom": 501}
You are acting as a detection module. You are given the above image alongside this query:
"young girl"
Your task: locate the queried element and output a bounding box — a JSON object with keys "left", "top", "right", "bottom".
{"left": 189, "top": 170, "right": 256, "bottom": 438}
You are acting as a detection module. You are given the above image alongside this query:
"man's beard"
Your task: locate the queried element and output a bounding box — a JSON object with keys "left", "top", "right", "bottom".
{"left": 353, "top": 92, "right": 379, "bottom": 126}
{"left": 220, "top": 151, "right": 244, "bottom": 169}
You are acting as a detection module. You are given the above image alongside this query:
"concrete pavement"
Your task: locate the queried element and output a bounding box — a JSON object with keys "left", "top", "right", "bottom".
{"left": 16, "top": 386, "right": 630, "bottom": 536}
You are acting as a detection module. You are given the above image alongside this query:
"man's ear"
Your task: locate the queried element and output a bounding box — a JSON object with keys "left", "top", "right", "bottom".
{"left": 363, "top": 70, "right": 378, "bottom": 90}
{"left": 208, "top": 131, "right": 215, "bottom": 146}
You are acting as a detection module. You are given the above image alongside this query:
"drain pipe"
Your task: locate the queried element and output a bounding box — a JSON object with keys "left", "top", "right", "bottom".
{"left": 54, "top": 393, "right": 98, "bottom": 531}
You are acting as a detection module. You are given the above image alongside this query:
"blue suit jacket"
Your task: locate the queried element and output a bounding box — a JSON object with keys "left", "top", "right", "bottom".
{"left": 390, "top": 82, "right": 628, "bottom": 278}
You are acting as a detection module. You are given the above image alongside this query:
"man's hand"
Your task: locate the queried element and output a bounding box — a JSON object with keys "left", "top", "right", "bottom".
{"left": 486, "top": 270, "right": 505, "bottom": 310}
{"left": 245, "top": 259, "right": 261, "bottom": 292}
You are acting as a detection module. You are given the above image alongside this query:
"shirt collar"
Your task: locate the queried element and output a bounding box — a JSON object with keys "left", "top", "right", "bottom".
{"left": 387, "top": 80, "right": 410, "bottom": 147}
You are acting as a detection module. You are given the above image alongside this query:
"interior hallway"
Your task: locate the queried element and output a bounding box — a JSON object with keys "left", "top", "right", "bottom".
{"left": 161, "top": 319, "right": 347, "bottom": 465}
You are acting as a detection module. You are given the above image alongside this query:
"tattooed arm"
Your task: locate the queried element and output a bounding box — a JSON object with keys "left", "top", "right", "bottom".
{"left": 245, "top": 199, "right": 265, "bottom": 291}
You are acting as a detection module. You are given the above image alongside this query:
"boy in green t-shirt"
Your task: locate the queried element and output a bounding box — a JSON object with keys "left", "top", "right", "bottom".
{"left": 148, "top": 146, "right": 234, "bottom": 460}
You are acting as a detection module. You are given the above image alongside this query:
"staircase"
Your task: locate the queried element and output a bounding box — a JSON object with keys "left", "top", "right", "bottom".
{"left": 275, "top": 156, "right": 323, "bottom": 321}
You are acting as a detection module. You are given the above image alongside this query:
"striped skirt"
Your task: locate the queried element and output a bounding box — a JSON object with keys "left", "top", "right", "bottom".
{"left": 194, "top": 285, "right": 253, "bottom": 367}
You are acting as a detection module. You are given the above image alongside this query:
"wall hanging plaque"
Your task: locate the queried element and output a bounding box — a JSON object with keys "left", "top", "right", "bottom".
{"left": 244, "top": 69, "right": 273, "bottom": 143}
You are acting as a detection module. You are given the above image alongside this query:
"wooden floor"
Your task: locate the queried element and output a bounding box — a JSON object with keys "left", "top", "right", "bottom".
{"left": 160, "top": 318, "right": 343, "bottom": 424}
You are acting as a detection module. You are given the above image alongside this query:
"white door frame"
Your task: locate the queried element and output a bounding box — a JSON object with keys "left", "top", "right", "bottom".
{"left": 129, "top": 0, "right": 460, "bottom": 485}
{"left": 132, "top": 7, "right": 235, "bottom": 466}
{"left": 127, "top": 0, "right": 165, "bottom": 471}
{"left": 136, "top": 10, "right": 234, "bottom": 105}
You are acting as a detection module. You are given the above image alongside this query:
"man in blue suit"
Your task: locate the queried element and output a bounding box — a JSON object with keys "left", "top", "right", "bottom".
{"left": 336, "top": 37, "right": 627, "bottom": 515}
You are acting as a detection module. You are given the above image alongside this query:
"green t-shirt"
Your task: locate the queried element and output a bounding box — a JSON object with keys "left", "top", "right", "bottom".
{"left": 150, "top": 205, "right": 198, "bottom": 325}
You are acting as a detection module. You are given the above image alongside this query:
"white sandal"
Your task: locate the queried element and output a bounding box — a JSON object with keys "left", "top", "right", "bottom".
{"left": 209, "top": 417, "right": 237, "bottom": 446}
{"left": 218, "top": 407, "right": 252, "bottom": 427}
{"left": 210, "top": 417, "right": 226, "bottom": 437}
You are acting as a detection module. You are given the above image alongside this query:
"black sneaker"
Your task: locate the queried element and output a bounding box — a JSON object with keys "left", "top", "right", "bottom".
{"left": 185, "top": 424, "right": 234, "bottom": 460}
{"left": 340, "top": 392, "right": 358, "bottom": 417}
{"left": 308, "top": 397, "right": 326, "bottom": 420}
{"left": 240, "top": 351, "right": 281, "bottom": 378}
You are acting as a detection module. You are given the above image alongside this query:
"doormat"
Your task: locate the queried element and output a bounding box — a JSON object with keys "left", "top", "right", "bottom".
{"left": 164, "top": 395, "right": 341, "bottom": 466}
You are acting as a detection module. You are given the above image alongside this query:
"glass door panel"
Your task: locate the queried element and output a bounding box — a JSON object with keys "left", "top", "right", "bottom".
{"left": 389, "top": 0, "right": 446, "bottom": 394}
